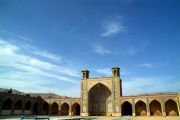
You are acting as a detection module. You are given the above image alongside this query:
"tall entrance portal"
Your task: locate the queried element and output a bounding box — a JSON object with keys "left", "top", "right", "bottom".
{"left": 81, "top": 67, "right": 122, "bottom": 116}
{"left": 88, "top": 83, "right": 111, "bottom": 116}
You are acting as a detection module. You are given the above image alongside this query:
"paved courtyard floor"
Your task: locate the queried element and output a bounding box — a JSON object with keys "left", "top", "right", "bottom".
{"left": 0, "top": 116, "right": 180, "bottom": 120}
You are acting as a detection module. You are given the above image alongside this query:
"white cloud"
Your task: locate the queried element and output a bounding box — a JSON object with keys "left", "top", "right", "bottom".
{"left": 33, "top": 50, "right": 62, "bottom": 62}
{"left": 0, "top": 38, "right": 81, "bottom": 94}
{"left": 16, "top": 35, "right": 31, "bottom": 41}
{"left": 0, "top": 28, "right": 31, "bottom": 41}
{"left": 93, "top": 44, "right": 111, "bottom": 55}
{"left": 0, "top": 39, "right": 79, "bottom": 78}
{"left": 138, "top": 63, "right": 153, "bottom": 68}
{"left": 101, "top": 21, "right": 126, "bottom": 37}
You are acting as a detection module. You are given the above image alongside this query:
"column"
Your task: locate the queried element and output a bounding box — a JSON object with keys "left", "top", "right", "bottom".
{"left": 11, "top": 100, "right": 15, "bottom": 115}
{"left": 58, "top": 102, "right": 61, "bottom": 115}
{"left": 69, "top": 99, "right": 72, "bottom": 116}
{"left": 22, "top": 101, "right": 25, "bottom": 115}
{"left": 146, "top": 98, "right": 150, "bottom": 116}
{"left": 161, "top": 100, "right": 166, "bottom": 116}
{"left": 49, "top": 101, "right": 52, "bottom": 115}
{"left": 119, "top": 104, "right": 122, "bottom": 116}
{"left": 177, "top": 101, "right": 180, "bottom": 116}
{"left": 132, "top": 99, "right": 135, "bottom": 116}
{"left": 39, "top": 102, "right": 43, "bottom": 115}
{"left": 0, "top": 101, "right": 2, "bottom": 115}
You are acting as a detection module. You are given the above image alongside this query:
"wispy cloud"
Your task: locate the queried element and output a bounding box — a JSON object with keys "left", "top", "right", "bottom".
{"left": 93, "top": 44, "right": 111, "bottom": 55}
{"left": 33, "top": 50, "right": 62, "bottom": 62}
{"left": 16, "top": 35, "right": 32, "bottom": 41}
{"left": 0, "top": 38, "right": 80, "bottom": 96}
{"left": 138, "top": 63, "right": 153, "bottom": 68}
{"left": 101, "top": 20, "right": 126, "bottom": 37}
{"left": 0, "top": 28, "right": 31, "bottom": 41}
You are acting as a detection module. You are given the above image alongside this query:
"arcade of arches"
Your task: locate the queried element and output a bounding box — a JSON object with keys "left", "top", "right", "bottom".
{"left": 0, "top": 67, "right": 180, "bottom": 116}
{"left": 1, "top": 96, "right": 179, "bottom": 116}
{"left": 0, "top": 95, "right": 81, "bottom": 116}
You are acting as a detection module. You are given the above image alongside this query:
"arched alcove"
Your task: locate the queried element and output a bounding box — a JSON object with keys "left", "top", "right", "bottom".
{"left": 135, "top": 100, "right": 147, "bottom": 116}
{"left": 51, "top": 102, "right": 59, "bottom": 115}
{"left": 61, "top": 103, "right": 69, "bottom": 116}
{"left": 88, "top": 83, "right": 111, "bottom": 116}
{"left": 165, "top": 99, "right": 178, "bottom": 116}
{"left": 121, "top": 101, "right": 132, "bottom": 116}
{"left": 2, "top": 98, "right": 13, "bottom": 110}
{"left": 15, "top": 100, "right": 22, "bottom": 110}
{"left": 72, "top": 103, "right": 80, "bottom": 115}
{"left": 42, "top": 102, "right": 49, "bottom": 115}
{"left": 33, "top": 102, "right": 39, "bottom": 115}
{"left": 24, "top": 101, "right": 31, "bottom": 110}
{"left": 149, "top": 100, "right": 162, "bottom": 116}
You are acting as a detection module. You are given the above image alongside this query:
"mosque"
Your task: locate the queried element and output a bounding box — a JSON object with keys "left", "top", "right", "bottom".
{"left": 0, "top": 67, "right": 179, "bottom": 117}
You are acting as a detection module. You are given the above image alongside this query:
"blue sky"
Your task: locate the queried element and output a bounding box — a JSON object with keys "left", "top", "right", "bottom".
{"left": 0, "top": 0, "right": 179, "bottom": 97}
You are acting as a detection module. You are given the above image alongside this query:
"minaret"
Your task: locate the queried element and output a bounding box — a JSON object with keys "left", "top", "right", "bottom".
{"left": 112, "top": 67, "right": 120, "bottom": 77}
{"left": 82, "top": 69, "right": 89, "bottom": 79}
{"left": 112, "top": 67, "right": 122, "bottom": 96}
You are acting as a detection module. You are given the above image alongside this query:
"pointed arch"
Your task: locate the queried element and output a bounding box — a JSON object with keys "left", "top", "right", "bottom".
{"left": 15, "top": 100, "right": 22, "bottom": 110}
{"left": 165, "top": 99, "right": 178, "bottom": 116}
{"left": 42, "top": 102, "right": 49, "bottom": 115}
{"left": 89, "top": 82, "right": 111, "bottom": 93}
{"left": 2, "top": 98, "right": 13, "bottom": 110}
{"left": 51, "top": 102, "right": 59, "bottom": 115}
{"left": 33, "top": 102, "right": 39, "bottom": 115}
{"left": 72, "top": 102, "right": 80, "bottom": 116}
{"left": 149, "top": 100, "right": 162, "bottom": 116}
{"left": 121, "top": 101, "right": 132, "bottom": 116}
{"left": 88, "top": 83, "right": 111, "bottom": 116}
{"left": 24, "top": 101, "right": 31, "bottom": 110}
{"left": 135, "top": 100, "right": 147, "bottom": 116}
{"left": 61, "top": 102, "right": 69, "bottom": 116}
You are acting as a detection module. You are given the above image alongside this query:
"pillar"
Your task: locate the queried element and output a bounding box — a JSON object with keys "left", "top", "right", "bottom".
{"left": 22, "top": 101, "right": 25, "bottom": 115}
{"left": 119, "top": 104, "right": 122, "bottom": 116}
{"left": 69, "top": 100, "right": 72, "bottom": 116}
{"left": 0, "top": 100, "right": 2, "bottom": 115}
{"left": 132, "top": 99, "right": 135, "bottom": 116}
{"left": 161, "top": 101, "right": 166, "bottom": 116}
{"left": 49, "top": 101, "right": 52, "bottom": 115}
{"left": 177, "top": 101, "right": 180, "bottom": 116}
{"left": 58, "top": 102, "right": 61, "bottom": 115}
{"left": 11, "top": 100, "right": 15, "bottom": 115}
{"left": 146, "top": 98, "right": 150, "bottom": 116}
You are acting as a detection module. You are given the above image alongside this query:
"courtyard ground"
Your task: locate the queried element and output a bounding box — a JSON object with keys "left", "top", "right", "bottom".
{"left": 0, "top": 116, "right": 180, "bottom": 120}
